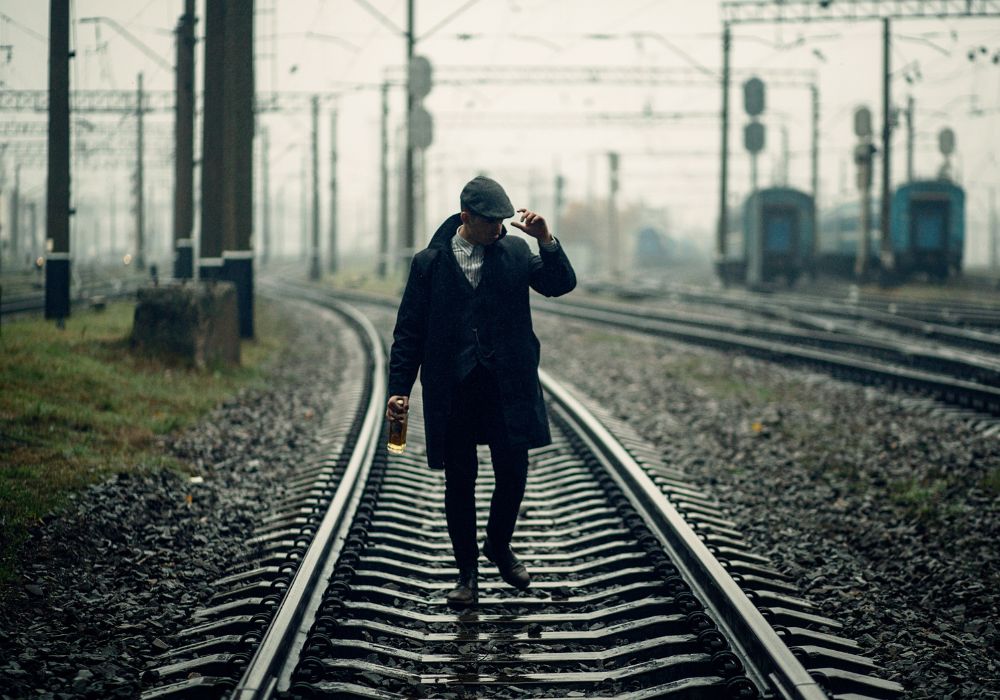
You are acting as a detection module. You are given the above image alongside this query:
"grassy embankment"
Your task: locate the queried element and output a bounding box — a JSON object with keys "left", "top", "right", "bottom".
{"left": 0, "top": 299, "right": 288, "bottom": 584}
{"left": 322, "top": 265, "right": 405, "bottom": 298}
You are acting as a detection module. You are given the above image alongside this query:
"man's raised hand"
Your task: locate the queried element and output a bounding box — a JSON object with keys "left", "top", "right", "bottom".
{"left": 510, "top": 208, "right": 553, "bottom": 245}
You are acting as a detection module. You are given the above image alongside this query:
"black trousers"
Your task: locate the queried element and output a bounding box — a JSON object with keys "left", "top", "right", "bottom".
{"left": 443, "top": 364, "right": 529, "bottom": 570}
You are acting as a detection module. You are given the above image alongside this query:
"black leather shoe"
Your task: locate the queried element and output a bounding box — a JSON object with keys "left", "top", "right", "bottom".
{"left": 446, "top": 568, "right": 478, "bottom": 609}
{"left": 483, "top": 538, "right": 531, "bottom": 590}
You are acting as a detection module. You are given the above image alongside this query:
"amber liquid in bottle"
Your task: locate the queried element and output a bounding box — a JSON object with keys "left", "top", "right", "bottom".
{"left": 387, "top": 400, "right": 407, "bottom": 454}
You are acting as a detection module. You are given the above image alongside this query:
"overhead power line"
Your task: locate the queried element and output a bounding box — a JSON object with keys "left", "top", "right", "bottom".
{"left": 722, "top": 0, "right": 1000, "bottom": 23}
{"left": 78, "top": 16, "right": 172, "bottom": 71}
{"left": 434, "top": 111, "right": 720, "bottom": 128}
{"left": 419, "top": 0, "right": 487, "bottom": 41}
{"left": 382, "top": 64, "right": 817, "bottom": 87}
{"left": 351, "top": 0, "right": 404, "bottom": 36}
{"left": 0, "top": 12, "right": 47, "bottom": 43}
{"left": 0, "top": 89, "right": 362, "bottom": 114}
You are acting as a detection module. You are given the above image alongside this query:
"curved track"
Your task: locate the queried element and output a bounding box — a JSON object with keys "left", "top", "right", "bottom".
{"left": 141, "top": 283, "right": 903, "bottom": 699}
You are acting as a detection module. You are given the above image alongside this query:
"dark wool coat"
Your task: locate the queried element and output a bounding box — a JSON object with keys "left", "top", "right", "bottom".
{"left": 388, "top": 213, "right": 577, "bottom": 470}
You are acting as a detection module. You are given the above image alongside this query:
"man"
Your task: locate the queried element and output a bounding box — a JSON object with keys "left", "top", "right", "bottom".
{"left": 386, "top": 175, "right": 577, "bottom": 608}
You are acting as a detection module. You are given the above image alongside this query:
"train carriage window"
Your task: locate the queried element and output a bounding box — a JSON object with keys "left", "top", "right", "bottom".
{"left": 911, "top": 200, "right": 949, "bottom": 252}
{"left": 763, "top": 206, "right": 798, "bottom": 254}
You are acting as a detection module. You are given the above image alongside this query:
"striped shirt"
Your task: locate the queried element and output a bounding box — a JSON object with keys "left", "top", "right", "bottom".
{"left": 451, "top": 227, "right": 560, "bottom": 289}
{"left": 452, "top": 227, "right": 485, "bottom": 288}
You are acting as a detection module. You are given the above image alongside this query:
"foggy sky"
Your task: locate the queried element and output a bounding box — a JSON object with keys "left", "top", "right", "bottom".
{"left": 1, "top": 1, "right": 997, "bottom": 266}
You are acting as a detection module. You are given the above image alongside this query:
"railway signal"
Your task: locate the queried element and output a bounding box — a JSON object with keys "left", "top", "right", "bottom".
{"left": 938, "top": 127, "right": 956, "bottom": 180}
{"left": 743, "top": 77, "right": 766, "bottom": 287}
{"left": 408, "top": 56, "right": 434, "bottom": 150}
{"left": 743, "top": 76, "right": 765, "bottom": 116}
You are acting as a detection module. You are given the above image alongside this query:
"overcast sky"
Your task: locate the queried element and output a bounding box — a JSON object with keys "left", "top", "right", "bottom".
{"left": 1, "top": 1, "right": 998, "bottom": 265}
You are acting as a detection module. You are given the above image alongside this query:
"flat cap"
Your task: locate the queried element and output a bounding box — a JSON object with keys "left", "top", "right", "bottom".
{"left": 460, "top": 175, "right": 515, "bottom": 220}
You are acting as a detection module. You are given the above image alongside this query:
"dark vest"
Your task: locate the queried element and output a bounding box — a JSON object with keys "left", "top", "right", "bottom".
{"left": 451, "top": 249, "right": 496, "bottom": 381}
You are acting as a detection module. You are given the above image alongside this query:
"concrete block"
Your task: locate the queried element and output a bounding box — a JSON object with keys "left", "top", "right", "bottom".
{"left": 130, "top": 282, "right": 240, "bottom": 368}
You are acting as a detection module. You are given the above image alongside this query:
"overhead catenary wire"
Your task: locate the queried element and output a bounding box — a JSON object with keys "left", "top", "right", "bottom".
{"left": 351, "top": 0, "right": 405, "bottom": 36}
{"left": 418, "top": 0, "right": 488, "bottom": 42}
{"left": 0, "top": 11, "right": 47, "bottom": 43}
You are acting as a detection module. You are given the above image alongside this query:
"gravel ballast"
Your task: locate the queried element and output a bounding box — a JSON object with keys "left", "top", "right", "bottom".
{"left": 0, "top": 299, "right": 350, "bottom": 699}
{"left": 533, "top": 313, "right": 1000, "bottom": 698}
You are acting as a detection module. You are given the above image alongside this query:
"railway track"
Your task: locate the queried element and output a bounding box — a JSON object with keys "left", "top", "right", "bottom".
{"left": 0, "top": 277, "right": 146, "bottom": 317}
{"left": 601, "top": 281, "right": 1000, "bottom": 347}
{"left": 323, "top": 283, "right": 1000, "bottom": 422}
{"left": 142, "top": 283, "right": 901, "bottom": 699}
{"left": 548, "top": 295, "right": 1000, "bottom": 385}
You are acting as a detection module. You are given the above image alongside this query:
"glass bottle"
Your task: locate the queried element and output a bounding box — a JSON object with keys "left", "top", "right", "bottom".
{"left": 387, "top": 399, "right": 407, "bottom": 454}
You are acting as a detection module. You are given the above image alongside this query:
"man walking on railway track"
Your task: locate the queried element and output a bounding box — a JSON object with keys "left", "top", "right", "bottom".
{"left": 386, "top": 175, "right": 577, "bottom": 609}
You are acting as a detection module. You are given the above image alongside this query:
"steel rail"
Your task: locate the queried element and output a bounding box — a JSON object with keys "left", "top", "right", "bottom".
{"left": 615, "top": 282, "right": 1000, "bottom": 344}
{"left": 229, "top": 288, "right": 386, "bottom": 700}
{"left": 536, "top": 298, "right": 1000, "bottom": 414}
{"left": 545, "top": 295, "right": 1000, "bottom": 385}
{"left": 311, "top": 283, "right": 1000, "bottom": 414}
{"left": 1, "top": 280, "right": 146, "bottom": 316}
{"left": 674, "top": 282, "right": 1000, "bottom": 330}
{"left": 541, "top": 368, "right": 829, "bottom": 700}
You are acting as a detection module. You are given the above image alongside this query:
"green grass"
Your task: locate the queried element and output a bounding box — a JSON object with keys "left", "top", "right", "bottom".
{"left": 320, "top": 265, "right": 407, "bottom": 298}
{"left": 0, "top": 299, "right": 288, "bottom": 584}
{"left": 889, "top": 476, "right": 950, "bottom": 521}
{"left": 662, "top": 354, "right": 780, "bottom": 405}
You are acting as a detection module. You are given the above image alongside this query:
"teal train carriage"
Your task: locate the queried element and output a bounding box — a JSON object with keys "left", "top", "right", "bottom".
{"left": 717, "top": 187, "right": 816, "bottom": 286}
{"left": 890, "top": 180, "right": 964, "bottom": 279}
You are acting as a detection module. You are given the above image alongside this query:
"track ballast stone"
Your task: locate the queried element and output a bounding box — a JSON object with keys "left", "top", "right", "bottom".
{"left": 0, "top": 300, "right": 348, "bottom": 699}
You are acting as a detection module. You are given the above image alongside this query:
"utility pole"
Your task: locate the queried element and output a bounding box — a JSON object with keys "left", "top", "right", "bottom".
{"left": 879, "top": 18, "right": 893, "bottom": 273}
{"left": 554, "top": 172, "right": 565, "bottom": 237}
{"left": 221, "top": 0, "right": 255, "bottom": 338}
{"left": 110, "top": 186, "right": 117, "bottom": 256}
{"left": 415, "top": 149, "right": 426, "bottom": 246}
{"left": 608, "top": 152, "right": 620, "bottom": 280}
{"left": 403, "top": 0, "right": 415, "bottom": 267}
{"left": 780, "top": 125, "right": 789, "bottom": 186}
{"left": 300, "top": 153, "right": 307, "bottom": 260}
{"left": 717, "top": 22, "right": 731, "bottom": 263}
{"left": 135, "top": 72, "right": 146, "bottom": 270}
{"left": 45, "top": 0, "right": 71, "bottom": 323}
{"left": 275, "top": 185, "right": 284, "bottom": 258}
{"left": 28, "top": 201, "right": 38, "bottom": 261}
{"left": 989, "top": 188, "right": 999, "bottom": 278}
{"left": 854, "top": 107, "right": 875, "bottom": 281}
{"left": 11, "top": 164, "right": 20, "bottom": 266}
{"left": 328, "top": 108, "right": 338, "bottom": 274}
{"left": 261, "top": 127, "right": 270, "bottom": 266}
{"left": 810, "top": 83, "right": 819, "bottom": 265}
{"left": 199, "top": 0, "right": 224, "bottom": 280}
{"left": 0, "top": 149, "right": 5, "bottom": 276}
{"left": 173, "top": 0, "right": 195, "bottom": 279}
{"left": 377, "top": 81, "right": 389, "bottom": 279}
{"left": 309, "top": 95, "right": 320, "bottom": 280}
{"left": 905, "top": 95, "right": 914, "bottom": 183}
{"left": 748, "top": 143, "right": 761, "bottom": 286}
